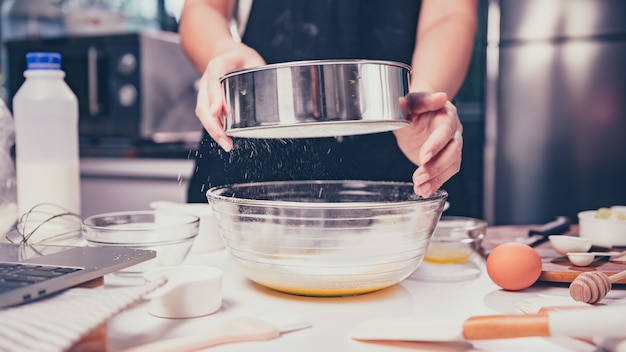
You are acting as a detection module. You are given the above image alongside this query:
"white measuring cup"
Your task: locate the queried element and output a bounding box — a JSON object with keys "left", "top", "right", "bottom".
{"left": 143, "top": 265, "right": 222, "bottom": 318}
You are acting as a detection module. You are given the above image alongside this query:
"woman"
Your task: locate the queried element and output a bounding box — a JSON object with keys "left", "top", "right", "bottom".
{"left": 179, "top": 0, "right": 477, "bottom": 203}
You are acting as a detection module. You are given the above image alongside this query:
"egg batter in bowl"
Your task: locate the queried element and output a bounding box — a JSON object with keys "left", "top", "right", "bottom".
{"left": 206, "top": 180, "right": 447, "bottom": 296}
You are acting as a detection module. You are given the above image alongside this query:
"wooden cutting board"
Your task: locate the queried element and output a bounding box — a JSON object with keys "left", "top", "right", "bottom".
{"left": 484, "top": 224, "right": 626, "bottom": 284}
{"left": 539, "top": 255, "right": 626, "bottom": 284}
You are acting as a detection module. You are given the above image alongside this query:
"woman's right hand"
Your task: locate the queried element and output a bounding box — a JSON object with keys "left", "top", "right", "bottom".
{"left": 196, "top": 43, "right": 265, "bottom": 152}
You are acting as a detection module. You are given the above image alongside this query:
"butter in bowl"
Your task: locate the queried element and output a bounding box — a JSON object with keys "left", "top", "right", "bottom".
{"left": 411, "top": 216, "right": 487, "bottom": 282}
{"left": 578, "top": 206, "right": 626, "bottom": 247}
{"left": 424, "top": 216, "right": 488, "bottom": 264}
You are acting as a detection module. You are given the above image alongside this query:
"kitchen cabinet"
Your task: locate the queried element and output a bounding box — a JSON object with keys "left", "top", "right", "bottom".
{"left": 80, "top": 157, "right": 194, "bottom": 217}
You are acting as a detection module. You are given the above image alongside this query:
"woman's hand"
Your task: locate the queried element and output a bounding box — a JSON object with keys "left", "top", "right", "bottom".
{"left": 195, "top": 43, "right": 265, "bottom": 152}
{"left": 394, "top": 91, "right": 463, "bottom": 197}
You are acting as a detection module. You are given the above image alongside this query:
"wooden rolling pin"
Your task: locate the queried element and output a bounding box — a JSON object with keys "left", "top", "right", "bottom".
{"left": 569, "top": 269, "right": 626, "bottom": 304}
{"left": 351, "top": 305, "right": 626, "bottom": 341}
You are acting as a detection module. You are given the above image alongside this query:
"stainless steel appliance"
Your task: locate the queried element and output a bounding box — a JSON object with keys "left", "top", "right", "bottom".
{"left": 485, "top": 0, "right": 626, "bottom": 225}
{"left": 4, "top": 30, "right": 202, "bottom": 143}
{"left": 220, "top": 60, "right": 410, "bottom": 139}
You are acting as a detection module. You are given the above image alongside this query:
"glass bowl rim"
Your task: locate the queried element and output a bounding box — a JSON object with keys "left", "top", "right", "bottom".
{"left": 206, "top": 180, "right": 448, "bottom": 209}
{"left": 82, "top": 210, "right": 200, "bottom": 232}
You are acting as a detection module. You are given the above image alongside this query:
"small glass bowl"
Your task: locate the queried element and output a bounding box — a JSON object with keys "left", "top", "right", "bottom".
{"left": 424, "top": 216, "right": 488, "bottom": 264}
{"left": 82, "top": 210, "right": 199, "bottom": 276}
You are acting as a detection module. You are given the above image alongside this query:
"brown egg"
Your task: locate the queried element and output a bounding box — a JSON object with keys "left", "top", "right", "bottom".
{"left": 486, "top": 242, "right": 542, "bottom": 291}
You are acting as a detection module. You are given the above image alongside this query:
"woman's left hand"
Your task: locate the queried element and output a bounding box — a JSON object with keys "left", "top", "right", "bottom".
{"left": 394, "top": 91, "right": 463, "bottom": 197}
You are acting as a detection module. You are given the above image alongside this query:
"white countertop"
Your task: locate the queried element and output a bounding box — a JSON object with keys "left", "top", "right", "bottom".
{"left": 103, "top": 249, "right": 603, "bottom": 352}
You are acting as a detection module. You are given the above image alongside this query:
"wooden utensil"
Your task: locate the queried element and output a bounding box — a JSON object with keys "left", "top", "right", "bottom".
{"left": 540, "top": 255, "right": 626, "bottom": 283}
{"left": 569, "top": 269, "right": 626, "bottom": 304}
{"left": 350, "top": 305, "right": 626, "bottom": 342}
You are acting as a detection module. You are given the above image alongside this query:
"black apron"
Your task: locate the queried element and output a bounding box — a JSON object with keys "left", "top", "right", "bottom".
{"left": 187, "top": 0, "right": 422, "bottom": 203}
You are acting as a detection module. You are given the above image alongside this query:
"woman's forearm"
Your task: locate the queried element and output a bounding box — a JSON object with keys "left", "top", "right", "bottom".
{"left": 179, "top": 0, "right": 239, "bottom": 72}
{"left": 410, "top": 0, "right": 478, "bottom": 98}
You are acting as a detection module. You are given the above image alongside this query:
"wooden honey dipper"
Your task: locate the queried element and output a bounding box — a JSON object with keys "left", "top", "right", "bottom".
{"left": 569, "top": 269, "right": 626, "bottom": 304}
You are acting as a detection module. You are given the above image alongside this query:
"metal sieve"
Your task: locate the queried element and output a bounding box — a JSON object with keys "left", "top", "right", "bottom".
{"left": 220, "top": 59, "right": 411, "bottom": 138}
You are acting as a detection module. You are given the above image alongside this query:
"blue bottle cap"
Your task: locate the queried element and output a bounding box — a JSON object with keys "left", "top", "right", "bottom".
{"left": 26, "top": 52, "right": 62, "bottom": 70}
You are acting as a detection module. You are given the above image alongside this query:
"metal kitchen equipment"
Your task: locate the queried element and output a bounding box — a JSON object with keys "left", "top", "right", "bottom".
{"left": 485, "top": 0, "right": 626, "bottom": 225}
{"left": 5, "top": 30, "right": 202, "bottom": 143}
{"left": 220, "top": 59, "right": 411, "bottom": 138}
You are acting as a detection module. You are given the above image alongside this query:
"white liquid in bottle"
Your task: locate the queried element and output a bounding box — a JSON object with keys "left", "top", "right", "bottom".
{"left": 12, "top": 52, "right": 81, "bottom": 224}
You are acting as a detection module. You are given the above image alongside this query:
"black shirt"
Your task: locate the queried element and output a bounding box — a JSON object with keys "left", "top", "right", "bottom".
{"left": 187, "top": 0, "right": 422, "bottom": 203}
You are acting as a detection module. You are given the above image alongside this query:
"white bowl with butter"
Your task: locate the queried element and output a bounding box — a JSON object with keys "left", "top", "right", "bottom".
{"left": 578, "top": 206, "right": 626, "bottom": 247}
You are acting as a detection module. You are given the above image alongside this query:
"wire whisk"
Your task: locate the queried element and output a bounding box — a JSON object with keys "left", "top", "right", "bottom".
{"left": 6, "top": 203, "right": 82, "bottom": 245}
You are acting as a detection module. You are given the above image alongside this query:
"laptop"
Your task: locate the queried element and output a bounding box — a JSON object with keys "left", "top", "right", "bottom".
{"left": 0, "top": 242, "right": 155, "bottom": 309}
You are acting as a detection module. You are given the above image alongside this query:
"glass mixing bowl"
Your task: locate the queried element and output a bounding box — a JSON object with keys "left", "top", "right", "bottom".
{"left": 82, "top": 210, "right": 199, "bottom": 276}
{"left": 206, "top": 180, "right": 447, "bottom": 296}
